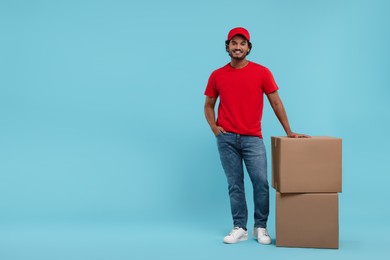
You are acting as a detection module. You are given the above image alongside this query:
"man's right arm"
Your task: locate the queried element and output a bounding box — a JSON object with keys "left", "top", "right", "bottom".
{"left": 204, "top": 96, "right": 226, "bottom": 136}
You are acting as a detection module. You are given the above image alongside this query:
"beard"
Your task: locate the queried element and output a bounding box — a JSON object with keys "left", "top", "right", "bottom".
{"left": 228, "top": 50, "right": 247, "bottom": 60}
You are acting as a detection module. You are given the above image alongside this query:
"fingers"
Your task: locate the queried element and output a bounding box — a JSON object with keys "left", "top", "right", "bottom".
{"left": 218, "top": 126, "right": 227, "bottom": 134}
{"left": 213, "top": 126, "right": 227, "bottom": 136}
{"left": 288, "top": 132, "right": 311, "bottom": 138}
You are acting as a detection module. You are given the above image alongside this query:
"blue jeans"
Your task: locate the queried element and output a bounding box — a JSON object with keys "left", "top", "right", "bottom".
{"left": 216, "top": 132, "right": 269, "bottom": 229}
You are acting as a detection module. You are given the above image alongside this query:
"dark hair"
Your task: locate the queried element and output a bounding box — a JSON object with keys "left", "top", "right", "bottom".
{"left": 225, "top": 39, "right": 252, "bottom": 55}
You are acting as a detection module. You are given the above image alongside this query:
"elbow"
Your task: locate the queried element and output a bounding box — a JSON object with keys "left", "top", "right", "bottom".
{"left": 204, "top": 104, "right": 213, "bottom": 114}
{"left": 271, "top": 101, "right": 281, "bottom": 110}
{"left": 204, "top": 101, "right": 215, "bottom": 111}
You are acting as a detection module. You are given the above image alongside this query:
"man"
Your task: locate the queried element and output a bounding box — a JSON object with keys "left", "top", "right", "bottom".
{"left": 204, "top": 27, "right": 308, "bottom": 245}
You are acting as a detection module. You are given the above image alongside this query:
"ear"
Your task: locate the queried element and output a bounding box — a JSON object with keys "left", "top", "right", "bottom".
{"left": 225, "top": 40, "right": 230, "bottom": 52}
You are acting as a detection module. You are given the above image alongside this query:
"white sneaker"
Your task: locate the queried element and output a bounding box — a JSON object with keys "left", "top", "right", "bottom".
{"left": 223, "top": 227, "right": 248, "bottom": 244}
{"left": 253, "top": 227, "right": 272, "bottom": 245}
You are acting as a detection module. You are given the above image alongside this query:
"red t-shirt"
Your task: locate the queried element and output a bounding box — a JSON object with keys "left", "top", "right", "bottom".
{"left": 204, "top": 61, "right": 279, "bottom": 138}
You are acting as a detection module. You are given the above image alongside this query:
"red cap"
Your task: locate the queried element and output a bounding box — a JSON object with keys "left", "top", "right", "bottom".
{"left": 227, "top": 27, "right": 250, "bottom": 41}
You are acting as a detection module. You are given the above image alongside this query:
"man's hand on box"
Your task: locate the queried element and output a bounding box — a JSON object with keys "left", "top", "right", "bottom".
{"left": 287, "top": 132, "right": 311, "bottom": 138}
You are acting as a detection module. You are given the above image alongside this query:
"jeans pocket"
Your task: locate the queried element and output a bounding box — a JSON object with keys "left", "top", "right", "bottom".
{"left": 215, "top": 132, "right": 222, "bottom": 138}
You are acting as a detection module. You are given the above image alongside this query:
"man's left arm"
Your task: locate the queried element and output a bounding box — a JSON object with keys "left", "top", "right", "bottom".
{"left": 266, "top": 91, "right": 310, "bottom": 138}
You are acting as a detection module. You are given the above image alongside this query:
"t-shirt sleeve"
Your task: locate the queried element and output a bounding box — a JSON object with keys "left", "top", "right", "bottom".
{"left": 204, "top": 72, "right": 219, "bottom": 98}
{"left": 262, "top": 68, "right": 279, "bottom": 94}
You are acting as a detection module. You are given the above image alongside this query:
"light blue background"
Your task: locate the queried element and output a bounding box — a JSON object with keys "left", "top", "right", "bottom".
{"left": 1, "top": 0, "right": 389, "bottom": 259}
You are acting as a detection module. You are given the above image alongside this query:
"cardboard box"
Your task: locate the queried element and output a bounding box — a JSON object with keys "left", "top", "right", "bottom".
{"left": 276, "top": 192, "right": 339, "bottom": 249}
{"left": 272, "top": 136, "right": 342, "bottom": 193}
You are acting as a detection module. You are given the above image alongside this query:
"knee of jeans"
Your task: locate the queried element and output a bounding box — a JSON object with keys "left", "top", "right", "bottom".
{"left": 228, "top": 183, "right": 245, "bottom": 194}
{"left": 253, "top": 181, "right": 269, "bottom": 192}
{"left": 251, "top": 174, "right": 269, "bottom": 186}
{"left": 249, "top": 170, "right": 268, "bottom": 183}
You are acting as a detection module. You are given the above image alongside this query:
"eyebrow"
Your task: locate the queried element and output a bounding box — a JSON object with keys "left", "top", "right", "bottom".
{"left": 231, "top": 40, "right": 247, "bottom": 44}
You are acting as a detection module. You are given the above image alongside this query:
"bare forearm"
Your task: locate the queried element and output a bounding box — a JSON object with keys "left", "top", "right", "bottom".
{"left": 204, "top": 97, "right": 226, "bottom": 136}
{"left": 204, "top": 106, "right": 218, "bottom": 130}
{"left": 272, "top": 102, "right": 293, "bottom": 136}
{"left": 267, "top": 91, "right": 310, "bottom": 138}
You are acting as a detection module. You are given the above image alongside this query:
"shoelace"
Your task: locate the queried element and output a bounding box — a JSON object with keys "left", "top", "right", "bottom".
{"left": 228, "top": 227, "right": 241, "bottom": 236}
{"left": 260, "top": 228, "right": 269, "bottom": 236}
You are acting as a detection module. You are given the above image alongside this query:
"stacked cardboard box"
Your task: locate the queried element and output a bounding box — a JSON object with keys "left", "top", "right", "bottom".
{"left": 271, "top": 136, "right": 342, "bottom": 249}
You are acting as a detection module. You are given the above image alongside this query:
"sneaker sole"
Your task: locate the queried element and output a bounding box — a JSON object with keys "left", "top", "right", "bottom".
{"left": 223, "top": 235, "right": 248, "bottom": 244}
{"left": 257, "top": 239, "right": 272, "bottom": 245}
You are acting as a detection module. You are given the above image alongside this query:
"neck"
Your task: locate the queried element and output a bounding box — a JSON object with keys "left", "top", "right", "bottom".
{"left": 230, "top": 58, "right": 249, "bottom": 69}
